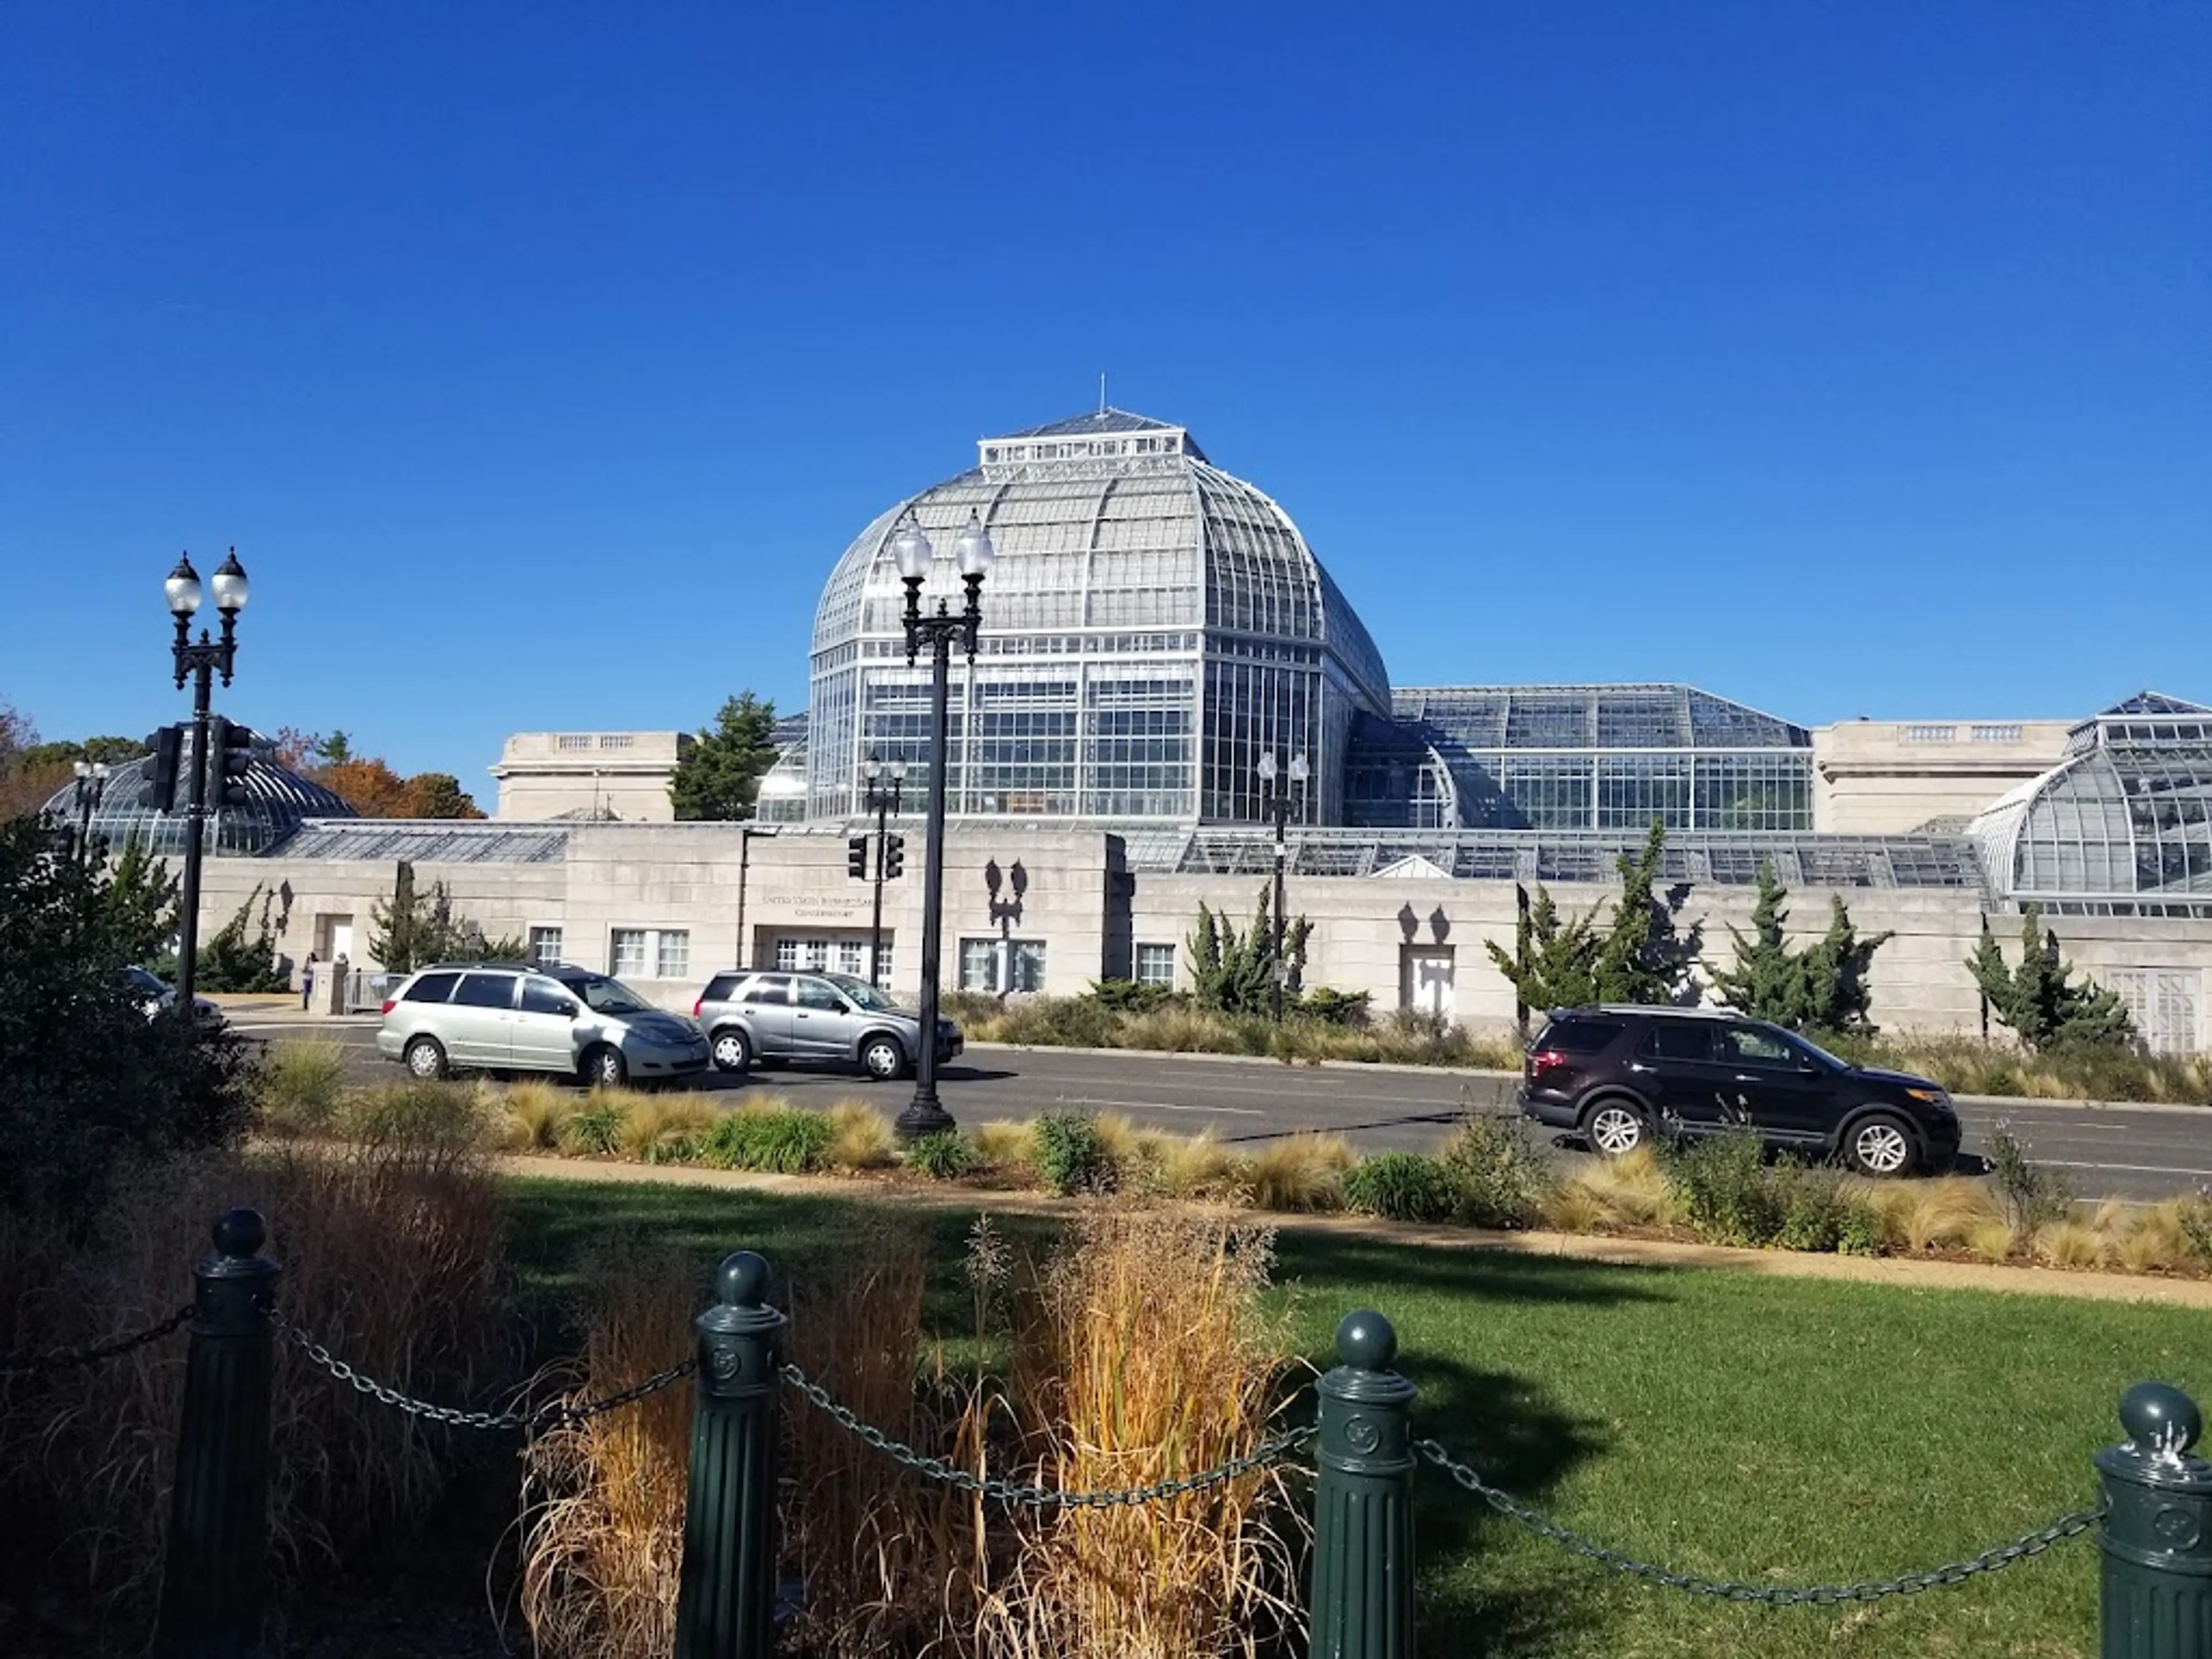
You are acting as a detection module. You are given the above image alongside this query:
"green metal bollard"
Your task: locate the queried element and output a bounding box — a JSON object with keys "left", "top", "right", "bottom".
{"left": 1309, "top": 1309, "right": 1418, "bottom": 1659}
{"left": 2097, "top": 1382, "right": 2212, "bottom": 1659}
{"left": 154, "top": 1207, "right": 281, "bottom": 1658}
{"left": 673, "top": 1250, "right": 787, "bottom": 1659}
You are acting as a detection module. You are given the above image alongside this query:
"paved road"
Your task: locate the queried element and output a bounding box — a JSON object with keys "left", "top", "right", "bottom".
{"left": 257, "top": 1019, "right": 2212, "bottom": 1205}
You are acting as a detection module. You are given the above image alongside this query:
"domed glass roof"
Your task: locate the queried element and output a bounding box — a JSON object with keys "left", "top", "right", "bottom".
{"left": 807, "top": 410, "right": 1388, "bottom": 825}
{"left": 1969, "top": 692, "right": 2212, "bottom": 915}
{"left": 43, "top": 736, "right": 358, "bottom": 857}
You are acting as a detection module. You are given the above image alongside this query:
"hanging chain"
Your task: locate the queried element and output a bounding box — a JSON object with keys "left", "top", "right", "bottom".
{"left": 1415, "top": 1438, "right": 2103, "bottom": 1605}
{"left": 782, "top": 1361, "right": 1312, "bottom": 1508}
{"left": 0, "top": 1305, "right": 195, "bottom": 1378}
{"left": 275, "top": 1313, "right": 692, "bottom": 1433}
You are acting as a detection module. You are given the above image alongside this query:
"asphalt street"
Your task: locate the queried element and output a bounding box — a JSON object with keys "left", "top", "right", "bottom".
{"left": 260, "top": 1018, "right": 2212, "bottom": 1205}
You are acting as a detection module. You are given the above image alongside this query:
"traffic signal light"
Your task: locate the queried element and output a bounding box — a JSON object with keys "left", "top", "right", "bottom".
{"left": 210, "top": 717, "right": 255, "bottom": 806}
{"left": 147, "top": 725, "right": 184, "bottom": 812}
{"left": 847, "top": 835, "right": 869, "bottom": 879}
{"left": 882, "top": 833, "right": 906, "bottom": 880}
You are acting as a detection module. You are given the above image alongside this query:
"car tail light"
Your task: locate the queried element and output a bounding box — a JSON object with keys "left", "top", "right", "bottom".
{"left": 380, "top": 998, "right": 397, "bottom": 1015}
{"left": 691, "top": 997, "right": 703, "bottom": 1018}
{"left": 1528, "top": 1048, "right": 1570, "bottom": 1081}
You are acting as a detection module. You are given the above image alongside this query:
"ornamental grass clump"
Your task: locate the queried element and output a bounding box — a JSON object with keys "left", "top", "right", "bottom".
{"left": 1240, "top": 1133, "right": 1353, "bottom": 1213}
{"left": 907, "top": 1127, "right": 982, "bottom": 1180}
{"left": 503, "top": 1079, "right": 573, "bottom": 1152}
{"left": 824, "top": 1100, "right": 898, "bottom": 1170}
{"left": 985, "top": 1206, "right": 1305, "bottom": 1659}
{"left": 256, "top": 1037, "right": 350, "bottom": 1138}
{"left": 1342, "top": 1150, "right": 1460, "bottom": 1224}
{"left": 696, "top": 1104, "right": 835, "bottom": 1173}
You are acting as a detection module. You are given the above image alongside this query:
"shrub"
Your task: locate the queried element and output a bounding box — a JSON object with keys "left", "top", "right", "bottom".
{"left": 905, "top": 1128, "right": 979, "bottom": 1180}
{"left": 558, "top": 1099, "right": 627, "bottom": 1156}
{"left": 991, "top": 995, "right": 1123, "bottom": 1049}
{"left": 1667, "top": 1132, "right": 1789, "bottom": 1247}
{"left": 2182, "top": 1192, "right": 2212, "bottom": 1266}
{"left": 344, "top": 1080, "right": 491, "bottom": 1152}
{"left": 1031, "top": 1111, "right": 1116, "bottom": 1195}
{"left": 1086, "top": 977, "right": 1179, "bottom": 1013}
{"left": 1835, "top": 1202, "right": 1885, "bottom": 1257}
{"left": 697, "top": 1107, "right": 835, "bottom": 1173}
{"left": 1440, "top": 1115, "right": 1555, "bottom": 1229}
{"left": 257, "top": 1038, "right": 349, "bottom": 1138}
{"left": 1343, "top": 1151, "right": 1460, "bottom": 1224}
{"left": 1986, "top": 1122, "right": 2074, "bottom": 1232}
{"left": 1294, "top": 987, "right": 1372, "bottom": 1027}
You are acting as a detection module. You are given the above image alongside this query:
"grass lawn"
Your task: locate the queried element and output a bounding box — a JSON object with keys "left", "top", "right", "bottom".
{"left": 502, "top": 1177, "right": 2203, "bottom": 1659}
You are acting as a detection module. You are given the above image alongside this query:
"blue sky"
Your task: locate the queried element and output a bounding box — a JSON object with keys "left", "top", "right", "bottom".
{"left": 3, "top": 2, "right": 2206, "bottom": 789}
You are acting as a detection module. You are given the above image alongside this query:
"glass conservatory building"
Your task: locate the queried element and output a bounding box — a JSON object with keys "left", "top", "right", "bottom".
{"left": 1969, "top": 693, "right": 2212, "bottom": 918}
{"left": 806, "top": 410, "right": 1391, "bottom": 826}
{"left": 41, "top": 737, "right": 357, "bottom": 857}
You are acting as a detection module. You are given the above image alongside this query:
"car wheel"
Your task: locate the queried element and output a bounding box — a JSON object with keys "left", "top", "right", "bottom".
{"left": 404, "top": 1036, "right": 448, "bottom": 1081}
{"left": 860, "top": 1035, "right": 908, "bottom": 1081}
{"left": 1845, "top": 1113, "right": 1914, "bottom": 1177}
{"left": 1583, "top": 1100, "right": 1646, "bottom": 1158}
{"left": 584, "top": 1045, "right": 627, "bottom": 1089}
{"left": 711, "top": 1028, "right": 753, "bottom": 1073}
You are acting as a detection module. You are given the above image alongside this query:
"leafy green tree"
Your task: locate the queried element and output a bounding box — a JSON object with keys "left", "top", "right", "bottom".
{"left": 101, "top": 836, "right": 181, "bottom": 966}
{"left": 197, "top": 886, "right": 291, "bottom": 993}
{"left": 670, "top": 692, "right": 781, "bottom": 820}
{"left": 1185, "top": 887, "right": 1312, "bottom": 1016}
{"left": 0, "top": 816, "right": 256, "bottom": 1221}
{"left": 1707, "top": 862, "right": 1892, "bottom": 1032}
{"left": 1487, "top": 821, "right": 1698, "bottom": 1014}
{"left": 401, "top": 771, "right": 483, "bottom": 819}
{"left": 368, "top": 859, "right": 525, "bottom": 973}
{"left": 1967, "top": 907, "right": 2135, "bottom": 1052}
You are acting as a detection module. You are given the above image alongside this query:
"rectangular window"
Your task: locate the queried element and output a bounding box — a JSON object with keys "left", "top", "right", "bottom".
{"left": 656, "top": 930, "right": 690, "bottom": 979}
{"left": 528, "top": 926, "right": 563, "bottom": 967}
{"left": 611, "top": 929, "right": 647, "bottom": 978}
{"left": 871, "top": 944, "right": 892, "bottom": 986}
{"left": 836, "top": 940, "right": 863, "bottom": 975}
{"left": 803, "top": 938, "right": 830, "bottom": 971}
{"left": 1008, "top": 941, "right": 1047, "bottom": 994}
{"left": 959, "top": 938, "right": 998, "bottom": 993}
{"left": 774, "top": 939, "right": 800, "bottom": 971}
{"left": 1134, "top": 944, "right": 1177, "bottom": 987}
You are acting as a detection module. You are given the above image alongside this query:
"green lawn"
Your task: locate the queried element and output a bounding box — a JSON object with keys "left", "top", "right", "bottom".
{"left": 502, "top": 1178, "right": 2202, "bottom": 1659}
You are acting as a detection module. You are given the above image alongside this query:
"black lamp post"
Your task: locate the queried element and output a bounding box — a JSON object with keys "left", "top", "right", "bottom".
{"left": 862, "top": 756, "right": 907, "bottom": 989}
{"left": 1256, "top": 749, "right": 1309, "bottom": 1023}
{"left": 889, "top": 510, "right": 994, "bottom": 1141}
{"left": 70, "top": 760, "right": 112, "bottom": 865}
{"left": 166, "top": 548, "right": 250, "bottom": 1009}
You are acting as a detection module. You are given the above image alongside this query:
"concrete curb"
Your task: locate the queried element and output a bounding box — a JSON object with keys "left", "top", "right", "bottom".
{"left": 494, "top": 1153, "right": 2212, "bottom": 1309}
{"left": 966, "top": 1040, "right": 2211, "bottom": 1116}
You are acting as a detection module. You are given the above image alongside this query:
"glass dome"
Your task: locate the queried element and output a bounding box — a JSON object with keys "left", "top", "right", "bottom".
{"left": 807, "top": 410, "right": 1389, "bottom": 826}
{"left": 1969, "top": 693, "right": 2212, "bottom": 915}
{"left": 43, "top": 736, "right": 358, "bottom": 857}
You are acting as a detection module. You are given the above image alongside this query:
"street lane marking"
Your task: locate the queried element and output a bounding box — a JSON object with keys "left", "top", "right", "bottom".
{"left": 1050, "top": 1096, "right": 1266, "bottom": 1117}
{"left": 2036, "top": 1160, "right": 2212, "bottom": 1178}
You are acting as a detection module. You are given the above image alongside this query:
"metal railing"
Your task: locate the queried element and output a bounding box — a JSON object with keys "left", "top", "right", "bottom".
{"left": 87, "top": 1206, "right": 2212, "bottom": 1658}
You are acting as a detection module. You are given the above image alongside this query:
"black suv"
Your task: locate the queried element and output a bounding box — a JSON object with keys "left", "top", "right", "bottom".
{"left": 1517, "top": 1006, "right": 1960, "bottom": 1176}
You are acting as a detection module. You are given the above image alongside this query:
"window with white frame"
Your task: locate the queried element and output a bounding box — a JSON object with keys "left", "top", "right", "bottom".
{"left": 836, "top": 939, "right": 863, "bottom": 975}
{"left": 657, "top": 930, "right": 690, "bottom": 979}
{"left": 1009, "top": 940, "right": 1046, "bottom": 993}
{"left": 960, "top": 938, "right": 1047, "bottom": 994}
{"left": 1134, "top": 943, "right": 1176, "bottom": 987}
{"left": 611, "top": 929, "right": 648, "bottom": 978}
{"left": 774, "top": 939, "right": 800, "bottom": 971}
{"left": 871, "top": 943, "right": 893, "bottom": 986}
{"left": 959, "top": 939, "right": 998, "bottom": 992}
{"left": 528, "top": 926, "right": 563, "bottom": 967}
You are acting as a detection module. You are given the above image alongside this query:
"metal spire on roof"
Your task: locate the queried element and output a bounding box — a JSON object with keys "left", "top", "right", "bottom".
{"left": 1099, "top": 371, "right": 1107, "bottom": 415}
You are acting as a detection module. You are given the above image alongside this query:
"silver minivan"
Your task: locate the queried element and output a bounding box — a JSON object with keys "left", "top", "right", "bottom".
{"left": 691, "top": 970, "right": 962, "bottom": 1080}
{"left": 378, "top": 962, "right": 709, "bottom": 1088}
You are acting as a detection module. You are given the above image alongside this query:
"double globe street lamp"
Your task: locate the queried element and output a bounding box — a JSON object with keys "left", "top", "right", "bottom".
{"left": 1256, "top": 750, "right": 1309, "bottom": 1023}
{"left": 889, "top": 509, "right": 994, "bottom": 1141}
{"left": 165, "top": 548, "right": 251, "bottom": 1007}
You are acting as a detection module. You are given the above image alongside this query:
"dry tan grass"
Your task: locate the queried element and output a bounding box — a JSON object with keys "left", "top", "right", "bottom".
{"left": 972, "top": 1118, "right": 1039, "bottom": 1172}
{"left": 1563, "top": 1146, "right": 1678, "bottom": 1228}
{"left": 824, "top": 1100, "right": 899, "bottom": 1170}
{"left": 1540, "top": 1183, "right": 1608, "bottom": 1234}
{"left": 2033, "top": 1219, "right": 2111, "bottom": 1269}
{"left": 984, "top": 1206, "right": 1305, "bottom": 1659}
{"left": 0, "top": 1132, "right": 511, "bottom": 1633}
{"left": 1887, "top": 1178, "right": 2003, "bottom": 1253}
{"left": 613, "top": 1094, "right": 718, "bottom": 1161}
{"left": 1240, "top": 1134, "right": 1353, "bottom": 1213}
{"left": 503, "top": 1079, "right": 574, "bottom": 1152}
{"left": 519, "top": 1251, "right": 695, "bottom": 1659}
{"left": 1090, "top": 1111, "right": 1142, "bottom": 1169}
{"left": 1966, "top": 1219, "right": 2021, "bottom": 1264}
{"left": 1143, "top": 1130, "right": 1245, "bottom": 1200}
{"left": 257, "top": 1037, "right": 351, "bottom": 1138}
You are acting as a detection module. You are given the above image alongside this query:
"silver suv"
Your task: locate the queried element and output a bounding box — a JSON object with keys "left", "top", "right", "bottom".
{"left": 378, "top": 962, "right": 709, "bottom": 1088}
{"left": 691, "top": 971, "right": 962, "bottom": 1080}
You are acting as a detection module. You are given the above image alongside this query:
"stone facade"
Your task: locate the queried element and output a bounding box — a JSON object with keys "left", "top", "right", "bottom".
{"left": 196, "top": 819, "right": 2212, "bottom": 1053}
{"left": 488, "top": 732, "right": 690, "bottom": 821}
{"left": 1812, "top": 718, "right": 2073, "bottom": 834}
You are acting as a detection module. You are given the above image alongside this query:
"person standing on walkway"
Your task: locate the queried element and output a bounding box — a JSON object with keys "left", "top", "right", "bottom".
{"left": 302, "top": 950, "right": 319, "bottom": 1012}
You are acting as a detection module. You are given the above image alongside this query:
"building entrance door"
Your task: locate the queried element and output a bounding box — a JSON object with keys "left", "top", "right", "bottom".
{"left": 1402, "top": 946, "right": 1456, "bottom": 1021}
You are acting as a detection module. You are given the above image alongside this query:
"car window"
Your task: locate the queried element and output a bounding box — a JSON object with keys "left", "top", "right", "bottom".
{"left": 520, "top": 978, "right": 577, "bottom": 1016}
{"left": 742, "top": 975, "right": 790, "bottom": 1006}
{"left": 403, "top": 972, "right": 461, "bottom": 1004}
{"left": 452, "top": 972, "right": 518, "bottom": 1009}
{"left": 830, "top": 975, "right": 897, "bottom": 1011}
{"left": 559, "top": 975, "right": 653, "bottom": 1014}
{"left": 702, "top": 974, "right": 740, "bottom": 1002}
{"left": 1638, "top": 1024, "right": 1714, "bottom": 1063}
{"left": 124, "top": 966, "right": 167, "bottom": 995}
{"left": 795, "top": 979, "right": 844, "bottom": 1012}
{"left": 1721, "top": 1025, "right": 1798, "bottom": 1068}
{"left": 1535, "top": 1018, "right": 1624, "bottom": 1055}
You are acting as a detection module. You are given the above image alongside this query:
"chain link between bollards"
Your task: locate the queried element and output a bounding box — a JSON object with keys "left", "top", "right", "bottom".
{"left": 0, "top": 1305, "right": 195, "bottom": 1378}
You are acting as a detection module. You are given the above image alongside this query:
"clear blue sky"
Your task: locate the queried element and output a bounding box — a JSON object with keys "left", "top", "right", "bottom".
{"left": 3, "top": 2, "right": 2206, "bottom": 789}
